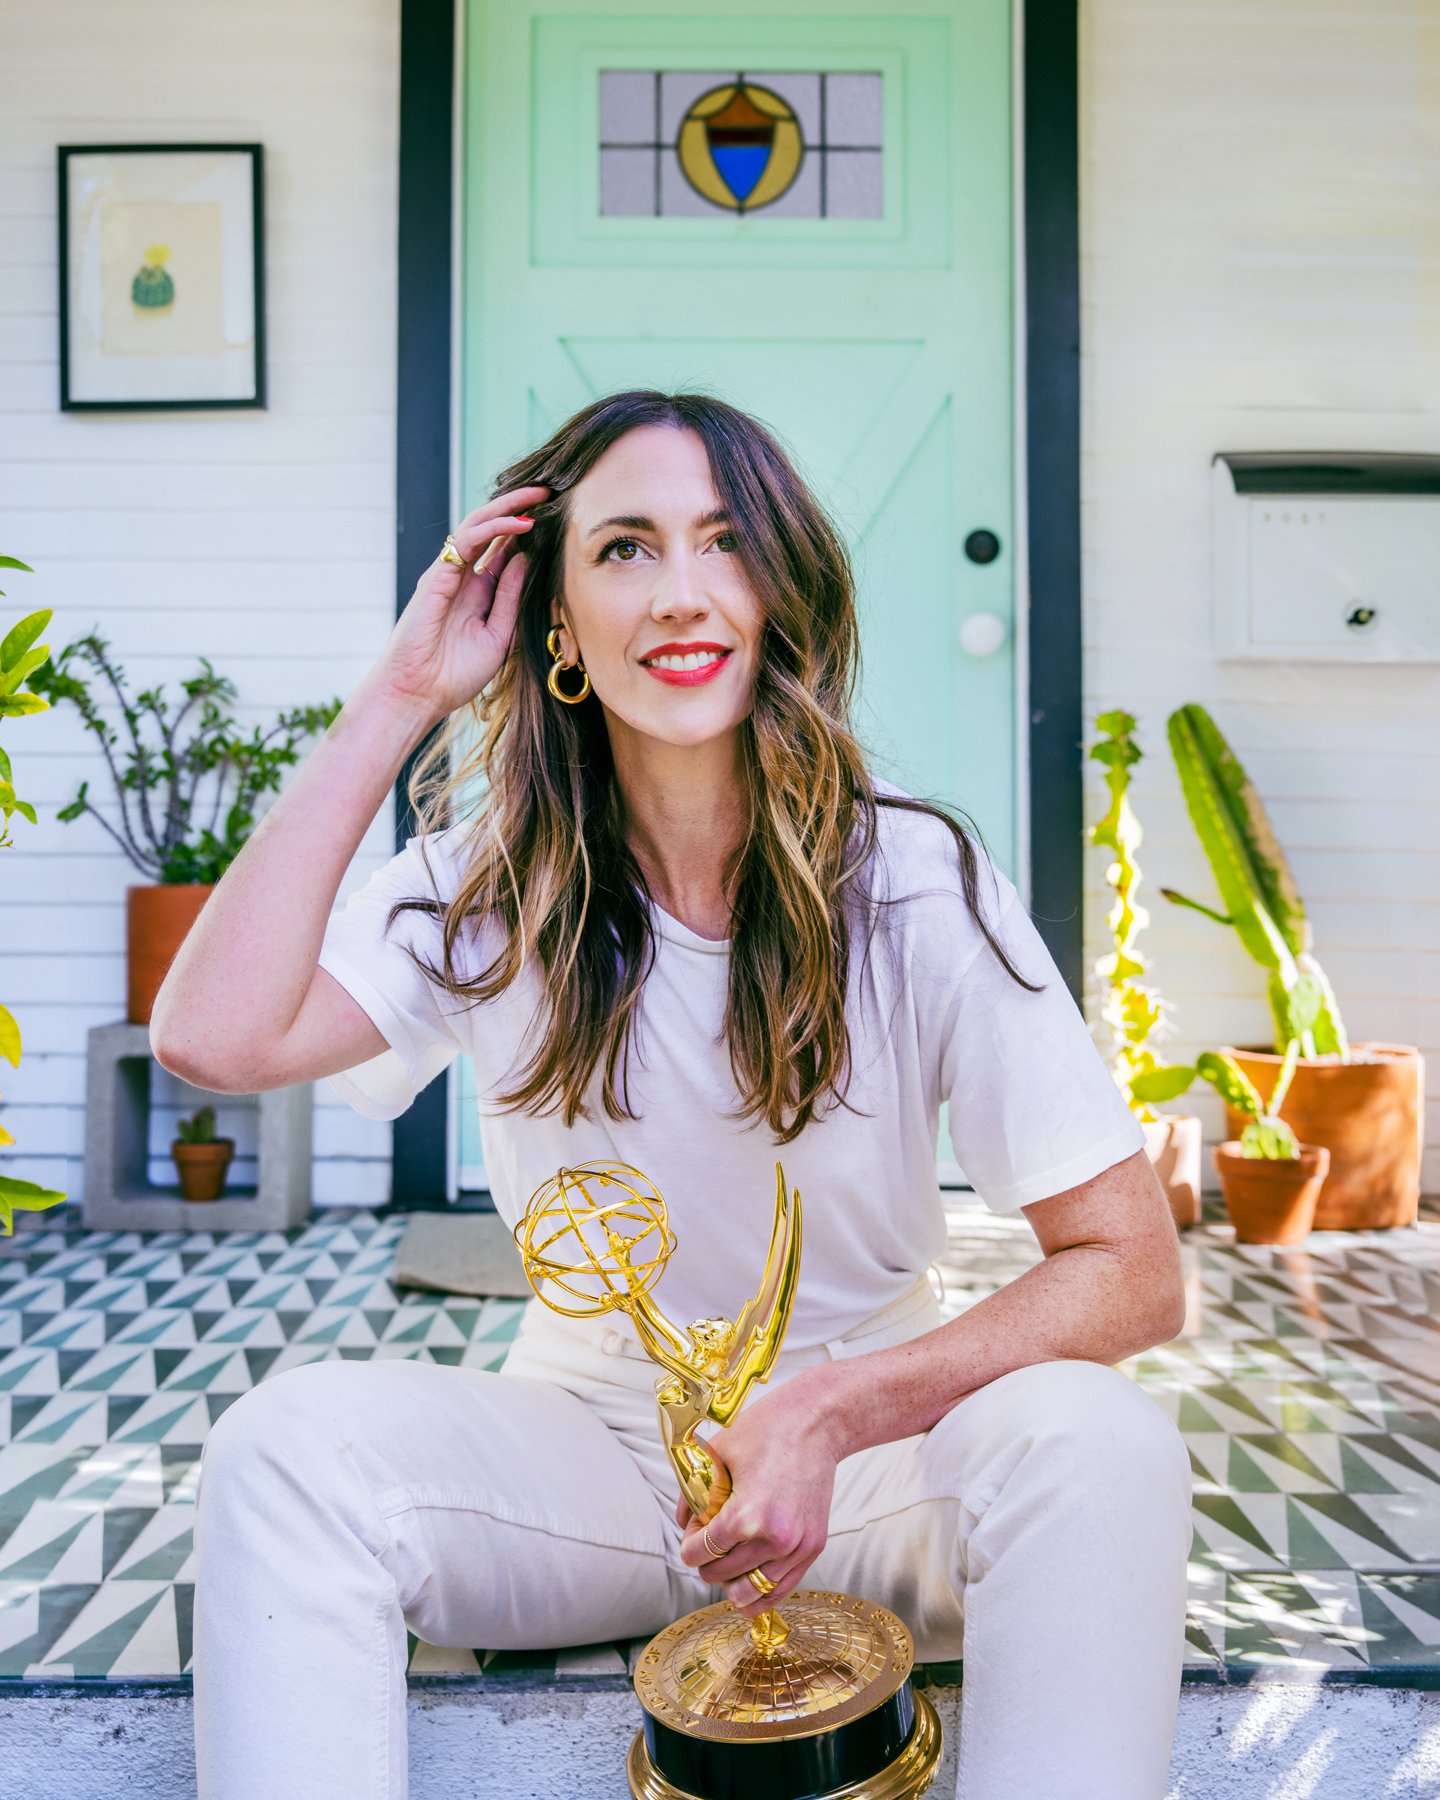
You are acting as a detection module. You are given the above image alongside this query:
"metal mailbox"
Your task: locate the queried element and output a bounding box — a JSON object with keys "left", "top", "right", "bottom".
{"left": 1212, "top": 451, "right": 1440, "bottom": 663}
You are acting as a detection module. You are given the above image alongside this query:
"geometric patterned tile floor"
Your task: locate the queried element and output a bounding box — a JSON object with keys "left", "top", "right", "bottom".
{"left": 3, "top": 1196, "right": 1440, "bottom": 1691}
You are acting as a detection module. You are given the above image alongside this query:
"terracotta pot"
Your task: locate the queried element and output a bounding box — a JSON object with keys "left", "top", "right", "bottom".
{"left": 1142, "top": 1114, "right": 1202, "bottom": 1229}
{"left": 127, "top": 882, "right": 215, "bottom": 1025}
{"left": 1214, "top": 1140, "right": 1330, "bottom": 1246}
{"left": 1222, "top": 1042, "right": 1423, "bottom": 1230}
{"left": 171, "top": 1137, "right": 235, "bottom": 1203}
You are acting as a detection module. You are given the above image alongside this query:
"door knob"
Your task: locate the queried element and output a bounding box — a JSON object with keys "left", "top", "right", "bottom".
{"left": 958, "top": 611, "right": 1007, "bottom": 658}
{"left": 964, "top": 529, "right": 1002, "bottom": 564}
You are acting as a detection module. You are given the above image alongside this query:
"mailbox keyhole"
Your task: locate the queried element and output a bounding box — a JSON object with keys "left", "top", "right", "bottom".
{"left": 1345, "top": 605, "right": 1378, "bottom": 632}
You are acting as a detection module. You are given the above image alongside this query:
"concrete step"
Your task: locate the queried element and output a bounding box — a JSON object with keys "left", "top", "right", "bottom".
{"left": 3, "top": 1673, "right": 1438, "bottom": 1798}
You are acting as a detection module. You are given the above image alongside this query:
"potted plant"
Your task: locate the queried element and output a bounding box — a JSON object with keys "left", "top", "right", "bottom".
{"left": 0, "top": 551, "right": 69, "bottom": 1235}
{"left": 171, "top": 1103, "right": 235, "bottom": 1202}
{"left": 1163, "top": 703, "right": 1422, "bottom": 1230}
{"left": 1194, "top": 1041, "right": 1330, "bottom": 1245}
{"left": 1086, "top": 710, "right": 1202, "bottom": 1227}
{"left": 28, "top": 631, "right": 341, "bottom": 1027}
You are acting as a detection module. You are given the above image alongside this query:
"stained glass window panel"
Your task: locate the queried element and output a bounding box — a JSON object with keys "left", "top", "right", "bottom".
{"left": 597, "top": 69, "right": 884, "bottom": 219}
{"left": 599, "top": 70, "right": 655, "bottom": 145}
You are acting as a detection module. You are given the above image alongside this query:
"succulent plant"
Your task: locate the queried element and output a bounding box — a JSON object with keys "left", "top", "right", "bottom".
{"left": 1192, "top": 1040, "right": 1302, "bottom": 1160}
{"left": 176, "top": 1104, "right": 218, "bottom": 1144}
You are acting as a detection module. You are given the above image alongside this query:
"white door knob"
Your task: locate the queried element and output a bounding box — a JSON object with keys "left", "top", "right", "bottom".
{"left": 958, "top": 611, "right": 1007, "bottom": 658}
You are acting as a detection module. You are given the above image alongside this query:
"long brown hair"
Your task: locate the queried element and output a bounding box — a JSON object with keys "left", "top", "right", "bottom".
{"left": 396, "top": 389, "right": 1040, "bottom": 1145}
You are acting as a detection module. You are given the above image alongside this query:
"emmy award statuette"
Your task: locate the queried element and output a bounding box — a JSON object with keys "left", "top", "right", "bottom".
{"left": 513, "top": 1159, "right": 942, "bottom": 1800}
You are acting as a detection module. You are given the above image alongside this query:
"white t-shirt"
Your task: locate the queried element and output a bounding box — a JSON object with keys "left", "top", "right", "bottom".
{"left": 316, "top": 779, "right": 1144, "bottom": 1349}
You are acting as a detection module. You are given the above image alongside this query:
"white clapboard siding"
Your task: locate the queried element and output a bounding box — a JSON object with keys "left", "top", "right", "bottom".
{"left": 1080, "top": 0, "right": 1439, "bottom": 1192}
{"left": 0, "top": 0, "right": 406, "bottom": 1213}
{"left": 3, "top": 0, "right": 1435, "bottom": 1220}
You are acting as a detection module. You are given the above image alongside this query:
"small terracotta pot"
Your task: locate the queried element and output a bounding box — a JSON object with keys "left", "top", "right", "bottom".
{"left": 171, "top": 1138, "right": 235, "bottom": 1203}
{"left": 128, "top": 882, "right": 215, "bottom": 1026}
{"left": 1213, "top": 1140, "right": 1330, "bottom": 1246}
{"left": 1142, "top": 1114, "right": 1202, "bottom": 1229}
{"left": 1222, "top": 1042, "right": 1423, "bottom": 1230}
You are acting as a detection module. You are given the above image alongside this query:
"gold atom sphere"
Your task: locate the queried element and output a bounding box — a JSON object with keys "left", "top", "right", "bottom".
{"left": 512, "top": 1159, "right": 676, "bottom": 1318}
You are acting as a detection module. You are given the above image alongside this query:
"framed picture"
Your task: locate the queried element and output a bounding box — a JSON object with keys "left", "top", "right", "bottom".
{"left": 57, "top": 143, "right": 265, "bottom": 411}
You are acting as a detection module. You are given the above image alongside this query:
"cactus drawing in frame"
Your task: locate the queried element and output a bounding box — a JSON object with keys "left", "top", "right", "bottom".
{"left": 131, "top": 242, "right": 176, "bottom": 311}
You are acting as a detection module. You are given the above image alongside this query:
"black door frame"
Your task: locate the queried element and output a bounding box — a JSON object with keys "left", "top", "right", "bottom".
{"left": 390, "top": 0, "right": 1083, "bottom": 1208}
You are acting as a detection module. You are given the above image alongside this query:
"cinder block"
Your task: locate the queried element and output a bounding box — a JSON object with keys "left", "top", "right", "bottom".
{"left": 82, "top": 1022, "right": 313, "bottom": 1231}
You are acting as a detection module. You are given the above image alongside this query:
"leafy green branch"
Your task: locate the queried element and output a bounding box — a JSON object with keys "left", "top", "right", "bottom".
{"left": 28, "top": 629, "right": 343, "bottom": 885}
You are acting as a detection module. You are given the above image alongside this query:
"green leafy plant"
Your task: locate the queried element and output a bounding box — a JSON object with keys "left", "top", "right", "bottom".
{"left": 0, "top": 559, "right": 49, "bottom": 851}
{"left": 1191, "top": 1039, "right": 1302, "bottom": 1160}
{"left": 28, "top": 628, "right": 343, "bottom": 884}
{"left": 1163, "top": 703, "right": 1347, "bottom": 1060}
{"left": 1086, "top": 709, "right": 1195, "bottom": 1120}
{"left": 0, "top": 551, "right": 70, "bottom": 1234}
{"left": 176, "top": 1104, "right": 218, "bottom": 1144}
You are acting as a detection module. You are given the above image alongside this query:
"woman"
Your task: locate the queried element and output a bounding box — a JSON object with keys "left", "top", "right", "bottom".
{"left": 155, "top": 389, "right": 1191, "bottom": 1800}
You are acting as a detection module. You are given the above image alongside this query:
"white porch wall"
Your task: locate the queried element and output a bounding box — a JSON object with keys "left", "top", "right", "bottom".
{"left": 0, "top": 0, "right": 404, "bottom": 1210}
{"left": 1079, "top": 0, "right": 1438, "bottom": 1192}
{"left": 1, "top": 0, "right": 1433, "bottom": 1214}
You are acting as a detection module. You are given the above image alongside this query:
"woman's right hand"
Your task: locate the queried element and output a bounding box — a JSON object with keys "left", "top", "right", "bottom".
{"left": 369, "top": 484, "right": 552, "bottom": 723}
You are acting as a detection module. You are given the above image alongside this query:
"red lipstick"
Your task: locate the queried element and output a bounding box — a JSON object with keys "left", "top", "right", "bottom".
{"left": 640, "top": 644, "right": 734, "bottom": 686}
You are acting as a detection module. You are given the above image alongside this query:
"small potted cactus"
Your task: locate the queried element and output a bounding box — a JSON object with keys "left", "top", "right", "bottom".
{"left": 171, "top": 1103, "right": 234, "bottom": 1202}
{"left": 1197, "top": 1041, "right": 1330, "bottom": 1245}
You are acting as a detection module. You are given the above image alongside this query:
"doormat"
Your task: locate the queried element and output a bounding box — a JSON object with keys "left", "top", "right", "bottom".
{"left": 392, "top": 1209, "right": 532, "bottom": 1298}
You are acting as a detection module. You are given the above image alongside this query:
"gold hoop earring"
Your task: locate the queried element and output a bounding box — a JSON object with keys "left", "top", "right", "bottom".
{"left": 546, "top": 625, "right": 591, "bottom": 704}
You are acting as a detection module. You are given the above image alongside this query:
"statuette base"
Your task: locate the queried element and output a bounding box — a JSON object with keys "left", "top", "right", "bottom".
{"left": 627, "top": 1685, "right": 940, "bottom": 1799}
{"left": 627, "top": 1590, "right": 942, "bottom": 1799}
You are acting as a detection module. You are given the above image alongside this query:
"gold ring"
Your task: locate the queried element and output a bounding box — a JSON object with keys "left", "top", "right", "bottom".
{"left": 747, "top": 1569, "right": 776, "bottom": 1596}
{"left": 701, "top": 1524, "right": 727, "bottom": 1560}
{"left": 439, "top": 534, "right": 465, "bottom": 566}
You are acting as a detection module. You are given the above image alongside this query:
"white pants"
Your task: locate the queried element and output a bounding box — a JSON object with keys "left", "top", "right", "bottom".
{"left": 192, "top": 1273, "right": 1192, "bottom": 1799}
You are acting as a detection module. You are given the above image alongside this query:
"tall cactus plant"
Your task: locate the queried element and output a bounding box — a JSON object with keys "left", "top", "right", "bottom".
{"left": 1162, "top": 703, "right": 1348, "bottom": 1060}
{"left": 1087, "top": 709, "right": 1195, "bottom": 1119}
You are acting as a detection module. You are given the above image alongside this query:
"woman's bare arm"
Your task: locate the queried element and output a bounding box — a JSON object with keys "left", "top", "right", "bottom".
{"left": 807, "top": 1148, "right": 1186, "bottom": 1460}
{"left": 149, "top": 669, "right": 440, "bottom": 1094}
{"left": 149, "top": 484, "right": 547, "bottom": 1094}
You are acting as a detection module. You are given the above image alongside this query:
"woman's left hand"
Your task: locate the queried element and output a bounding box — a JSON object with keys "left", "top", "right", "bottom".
{"left": 673, "top": 1363, "right": 845, "bottom": 1617}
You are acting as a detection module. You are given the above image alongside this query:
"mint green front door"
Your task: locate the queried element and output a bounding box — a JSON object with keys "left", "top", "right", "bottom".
{"left": 456, "top": 0, "right": 1014, "bottom": 1190}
